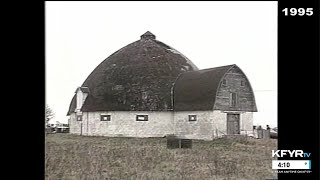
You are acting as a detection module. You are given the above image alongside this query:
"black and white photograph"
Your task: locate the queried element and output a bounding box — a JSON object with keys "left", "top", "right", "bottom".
{"left": 45, "top": 1, "right": 279, "bottom": 179}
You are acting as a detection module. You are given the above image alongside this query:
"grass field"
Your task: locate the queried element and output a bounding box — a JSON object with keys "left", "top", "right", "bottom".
{"left": 45, "top": 134, "right": 277, "bottom": 180}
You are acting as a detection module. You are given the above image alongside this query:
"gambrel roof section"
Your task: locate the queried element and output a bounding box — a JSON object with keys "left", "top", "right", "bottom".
{"left": 173, "top": 64, "right": 257, "bottom": 111}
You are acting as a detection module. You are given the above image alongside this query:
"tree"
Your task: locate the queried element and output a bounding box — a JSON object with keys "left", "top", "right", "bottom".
{"left": 45, "top": 104, "right": 55, "bottom": 124}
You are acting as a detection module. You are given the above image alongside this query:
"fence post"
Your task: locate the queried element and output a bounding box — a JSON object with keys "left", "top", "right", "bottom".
{"left": 80, "top": 122, "right": 83, "bottom": 136}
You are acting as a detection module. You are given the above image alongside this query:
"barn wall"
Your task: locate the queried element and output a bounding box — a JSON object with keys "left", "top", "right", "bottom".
{"left": 214, "top": 66, "right": 257, "bottom": 112}
{"left": 69, "top": 113, "right": 82, "bottom": 135}
{"left": 69, "top": 111, "right": 174, "bottom": 137}
{"left": 240, "top": 112, "right": 254, "bottom": 136}
{"left": 69, "top": 110, "right": 254, "bottom": 139}
{"left": 174, "top": 111, "right": 214, "bottom": 140}
{"left": 217, "top": 111, "right": 254, "bottom": 136}
{"left": 211, "top": 111, "right": 254, "bottom": 137}
{"left": 212, "top": 110, "right": 227, "bottom": 137}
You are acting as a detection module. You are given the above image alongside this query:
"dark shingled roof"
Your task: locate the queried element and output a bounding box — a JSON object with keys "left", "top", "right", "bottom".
{"left": 67, "top": 31, "right": 198, "bottom": 115}
{"left": 173, "top": 64, "right": 235, "bottom": 111}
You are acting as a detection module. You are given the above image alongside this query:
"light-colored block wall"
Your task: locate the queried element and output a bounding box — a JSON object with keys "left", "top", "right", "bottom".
{"left": 69, "top": 113, "right": 82, "bottom": 135}
{"left": 69, "top": 111, "right": 174, "bottom": 137}
{"left": 174, "top": 111, "right": 214, "bottom": 140}
{"left": 69, "top": 110, "right": 254, "bottom": 139}
{"left": 212, "top": 111, "right": 254, "bottom": 138}
{"left": 212, "top": 110, "right": 227, "bottom": 138}
{"left": 240, "top": 112, "right": 254, "bottom": 136}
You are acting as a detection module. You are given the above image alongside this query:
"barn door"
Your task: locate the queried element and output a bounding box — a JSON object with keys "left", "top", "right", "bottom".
{"left": 227, "top": 114, "right": 240, "bottom": 134}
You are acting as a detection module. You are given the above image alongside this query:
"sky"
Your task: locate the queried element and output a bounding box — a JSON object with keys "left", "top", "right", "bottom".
{"left": 45, "top": 1, "right": 278, "bottom": 127}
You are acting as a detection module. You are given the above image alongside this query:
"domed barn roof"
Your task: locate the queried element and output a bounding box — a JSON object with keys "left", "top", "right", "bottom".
{"left": 67, "top": 31, "right": 198, "bottom": 115}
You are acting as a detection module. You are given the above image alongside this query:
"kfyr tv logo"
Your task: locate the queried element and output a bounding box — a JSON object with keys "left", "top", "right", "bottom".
{"left": 272, "top": 150, "right": 311, "bottom": 158}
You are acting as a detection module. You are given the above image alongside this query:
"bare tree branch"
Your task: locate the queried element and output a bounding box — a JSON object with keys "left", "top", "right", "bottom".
{"left": 46, "top": 104, "right": 55, "bottom": 123}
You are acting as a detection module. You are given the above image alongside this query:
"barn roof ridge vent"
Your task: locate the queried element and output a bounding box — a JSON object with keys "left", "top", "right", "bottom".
{"left": 141, "top": 31, "right": 156, "bottom": 40}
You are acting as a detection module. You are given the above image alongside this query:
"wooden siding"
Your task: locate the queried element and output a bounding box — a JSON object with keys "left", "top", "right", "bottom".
{"left": 227, "top": 114, "right": 240, "bottom": 134}
{"left": 214, "top": 66, "right": 257, "bottom": 112}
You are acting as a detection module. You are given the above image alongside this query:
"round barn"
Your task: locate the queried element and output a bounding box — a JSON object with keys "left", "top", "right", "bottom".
{"left": 67, "top": 31, "right": 257, "bottom": 140}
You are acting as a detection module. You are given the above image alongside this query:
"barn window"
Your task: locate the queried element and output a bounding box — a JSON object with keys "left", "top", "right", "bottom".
{"left": 229, "top": 93, "right": 237, "bottom": 107}
{"left": 76, "top": 115, "right": 82, "bottom": 121}
{"left": 100, "top": 115, "right": 111, "bottom": 121}
{"left": 136, "top": 115, "right": 148, "bottom": 121}
{"left": 188, "top": 115, "right": 197, "bottom": 121}
{"left": 222, "top": 79, "right": 226, "bottom": 85}
{"left": 241, "top": 81, "right": 245, "bottom": 86}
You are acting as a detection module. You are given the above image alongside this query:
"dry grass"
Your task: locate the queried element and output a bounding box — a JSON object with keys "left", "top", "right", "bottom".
{"left": 45, "top": 134, "right": 277, "bottom": 180}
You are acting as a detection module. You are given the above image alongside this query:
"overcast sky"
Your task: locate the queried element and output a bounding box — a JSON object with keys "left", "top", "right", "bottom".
{"left": 45, "top": 1, "right": 278, "bottom": 127}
